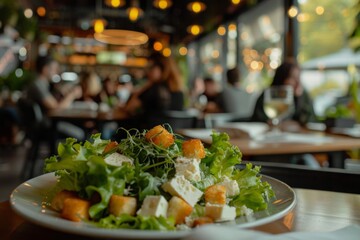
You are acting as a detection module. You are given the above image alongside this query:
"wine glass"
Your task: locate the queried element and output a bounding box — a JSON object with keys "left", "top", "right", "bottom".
{"left": 263, "top": 85, "right": 294, "bottom": 134}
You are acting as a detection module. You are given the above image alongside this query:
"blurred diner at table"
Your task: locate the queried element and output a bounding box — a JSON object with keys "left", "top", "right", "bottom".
{"left": 123, "top": 53, "right": 185, "bottom": 129}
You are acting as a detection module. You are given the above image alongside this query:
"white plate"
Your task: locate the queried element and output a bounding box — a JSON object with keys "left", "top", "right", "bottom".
{"left": 10, "top": 173, "right": 296, "bottom": 239}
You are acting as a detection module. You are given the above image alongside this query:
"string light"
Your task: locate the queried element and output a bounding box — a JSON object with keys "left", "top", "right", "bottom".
{"left": 288, "top": 6, "right": 298, "bottom": 18}
{"left": 127, "top": 0, "right": 143, "bottom": 22}
{"left": 93, "top": 19, "right": 107, "bottom": 33}
{"left": 187, "top": 1, "right": 206, "bottom": 13}
{"left": 153, "top": 0, "right": 172, "bottom": 10}
{"left": 153, "top": 41, "right": 163, "bottom": 51}
{"left": 179, "top": 47, "right": 188, "bottom": 56}
{"left": 37, "top": 6, "right": 46, "bottom": 17}
{"left": 217, "top": 26, "right": 226, "bottom": 36}
{"left": 187, "top": 25, "right": 203, "bottom": 35}
{"left": 105, "top": 0, "right": 125, "bottom": 8}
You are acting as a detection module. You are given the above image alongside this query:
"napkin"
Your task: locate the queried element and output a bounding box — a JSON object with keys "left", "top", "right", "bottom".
{"left": 182, "top": 224, "right": 360, "bottom": 240}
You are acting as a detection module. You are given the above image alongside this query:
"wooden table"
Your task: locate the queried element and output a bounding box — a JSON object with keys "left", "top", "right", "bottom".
{"left": 178, "top": 127, "right": 360, "bottom": 168}
{"left": 1, "top": 189, "right": 359, "bottom": 239}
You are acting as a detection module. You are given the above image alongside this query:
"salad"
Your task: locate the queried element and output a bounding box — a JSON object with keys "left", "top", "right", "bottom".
{"left": 44, "top": 125, "right": 274, "bottom": 231}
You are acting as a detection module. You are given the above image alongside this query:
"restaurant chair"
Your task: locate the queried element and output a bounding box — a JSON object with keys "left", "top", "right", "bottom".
{"left": 241, "top": 161, "right": 360, "bottom": 194}
{"left": 16, "top": 98, "right": 50, "bottom": 179}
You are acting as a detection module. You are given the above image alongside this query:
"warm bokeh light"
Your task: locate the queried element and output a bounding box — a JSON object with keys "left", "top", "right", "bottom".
{"left": 187, "top": 25, "right": 202, "bottom": 35}
{"left": 179, "top": 47, "right": 188, "bottom": 56}
{"left": 315, "top": 6, "right": 325, "bottom": 15}
{"left": 24, "top": 8, "right": 33, "bottom": 18}
{"left": 297, "top": 13, "right": 310, "bottom": 22}
{"left": 127, "top": 7, "right": 142, "bottom": 22}
{"left": 217, "top": 26, "right": 226, "bottom": 36}
{"left": 153, "top": 41, "right": 163, "bottom": 51}
{"left": 105, "top": 0, "right": 125, "bottom": 8}
{"left": 162, "top": 47, "right": 171, "bottom": 57}
{"left": 93, "top": 19, "right": 106, "bottom": 33}
{"left": 187, "top": 1, "right": 206, "bottom": 13}
{"left": 288, "top": 6, "right": 298, "bottom": 18}
{"left": 231, "top": 0, "right": 241, "bottom": 5}
{"left": 37, "top": 6, "right": 46, "bottom": 17}
{"left": 154, "top": 0, "right": 172, "bottom": 10}
{"left": 212, "top": 50, "right": 220, "bottom": 59}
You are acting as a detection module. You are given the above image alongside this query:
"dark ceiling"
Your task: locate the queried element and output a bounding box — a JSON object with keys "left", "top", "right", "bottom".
{"left": 21, "top": 0, "right": 264, "bottom": 45}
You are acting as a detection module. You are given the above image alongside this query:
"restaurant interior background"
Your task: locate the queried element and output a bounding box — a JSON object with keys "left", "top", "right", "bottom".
{"left": 0, "top": 0, "right": 360, "bottom": 199}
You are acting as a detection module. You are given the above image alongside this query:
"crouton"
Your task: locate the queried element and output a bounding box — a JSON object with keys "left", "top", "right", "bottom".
{"left": 103, "top": 141, "right": 118, "bottom": 154}
{"left": 51, "top": 190, "right": 78, "bottom": 212}
{"left": 182, "top": 139, "right": 206, "bottom": 159}
{"left": 192, "top": 216, "right": 214, "bottom": 227}
{"left": 167, "top": 196, "right": 193, "bottom": 224}
{"left": 109, "top": 195, "right": 137, "bottom": 216}
{"left": 204, "top": 185, "right": 226, "bottom": 205}
{"left": 61, "top": 198, "right": 90, "bottom": 222}
{"left": 145, "top": 125, "right": 174, "bottom": 148}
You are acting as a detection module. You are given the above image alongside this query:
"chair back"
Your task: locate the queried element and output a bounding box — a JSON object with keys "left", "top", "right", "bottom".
{"left": 16, "top": 98, "right": 43, "bottom": 131}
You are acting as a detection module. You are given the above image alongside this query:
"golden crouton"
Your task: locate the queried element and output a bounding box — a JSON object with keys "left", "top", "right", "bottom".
{"left": 145, "top": 125, "right": 174, "bottom": 148}
{"left": 61, "top": 198, "right": 90, "bottom": 222}
{"left": 204, "top": 185, "right": 226, "bottom": 205}
{"left": 192, "top": 216, "right": 214, "bottom": 227}
{"left": 51, "top": 190, "right": 78, "bottom": 212}
{"left": 103, "top": 141, "right": 118, "bottom": 154}
{"left": 109, "top": 195, "right": 137, "bottom": 216}
{"left": 182, "top": 139, "right": 206, "bottom": 159}
{"left": 167, "top": 196, "right": 193, "bottom": 225}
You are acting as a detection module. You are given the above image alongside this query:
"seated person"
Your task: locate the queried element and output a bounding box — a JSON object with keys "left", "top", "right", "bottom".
{"left": 124, "top": 53, "right": 184, "bottom": 129}
{"left": 252, "top": 59, "right": 316, "bottom": 125}
{"left": 219, "top": 66, "right": 259, "bottom": 119}
{"left": 251, "top": 59, "right": 319, "bottom": 168}
{"left": 23, "top": 55, "right": 84, "bottom": 141}
{"left": 203, "top": 77, "right": 222, "bottom": 113}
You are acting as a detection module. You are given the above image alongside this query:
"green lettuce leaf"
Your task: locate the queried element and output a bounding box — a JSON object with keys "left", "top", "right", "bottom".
{"left": 98, "top": 214, "right": 175, "bottom": 230}
{"left": 202, "top": 132, "right": 242, "bottom": 180}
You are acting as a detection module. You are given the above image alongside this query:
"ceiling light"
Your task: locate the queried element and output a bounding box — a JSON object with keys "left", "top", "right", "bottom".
{"left": 231, "top": 0, "right": 241, "bottom": 5}
{"left": 36, "top": 6, "right": 46, "bottom": 17}
{"left": 162, "top": 47, "right": 171, "bottom": 57}
{"left": 104, "top": 0, "right": 126, "bottom": 8}
{"left": 153, "top": 41, "right": 163, "bottom": 51}
{"left": 187, "top": 1, "right": 206, "bottom": 13}
{"left": 187, "top": 25, "right": 203, "bottom": 35}
{"left": 93, "top": 18, "right": 107, "bottom": 33}
{"left": 127, "top": 0, "right": 143, "bottom": 22}
{"left": 153, "top": 0, "right": 172, "bottom": 10}
{"left": 94, "top": 29, "right": 148, "bottom": 45}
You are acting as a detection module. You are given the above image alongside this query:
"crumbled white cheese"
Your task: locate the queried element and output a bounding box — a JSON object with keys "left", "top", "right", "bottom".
{"left": 162, "top": 175, "right": 203, "bottom": 207}
{"left": 175, "top": 157, "right": 201, "bottom": 182}
{"left": 218, "top": 177, "right": 240, "bottom": 197}
{"left": 205, "top": 203, "right": 236, "bottom": 222}
{"left": 137, "top": 195, "right": 168, "bottom": 217}
{"left": 104, "top": 153, "right": 133, "bottom": 167}
{"left": 239, "top": 205, "right": 254, "bottom": 216}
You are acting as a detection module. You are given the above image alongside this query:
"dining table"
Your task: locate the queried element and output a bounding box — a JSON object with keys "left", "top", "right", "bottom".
{"left": 1, "top": 188, "right": 359, "bottom": 239}
{"left": 177, "top": 122, "right": 360, "bottom": 168}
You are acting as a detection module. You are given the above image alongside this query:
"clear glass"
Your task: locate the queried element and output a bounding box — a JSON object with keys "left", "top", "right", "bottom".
{"left": 263, "top": 85, "right": 294, "bottom": 133}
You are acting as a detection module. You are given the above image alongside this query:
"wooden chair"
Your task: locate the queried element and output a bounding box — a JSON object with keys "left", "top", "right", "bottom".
{"left": 240, "top": 161, "right": 360, "bottom": 194}
{"left": 16, "top": 98, "right": 50, "bottom": 179}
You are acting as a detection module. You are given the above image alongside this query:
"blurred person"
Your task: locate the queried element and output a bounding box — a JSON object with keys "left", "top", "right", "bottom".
{"left": 251, "top": 59, "right": 319, "bottom": 167}
{"left": 252, "top": 59, "right": 316, "bottom": 125}
{"left": 189, "top": 76, "right": 207, "bottom": 110}
{"left": 124, "top": 53, "right": 184, "bottom": 128}
{"left": 218, "top": 66, "right": 259, "bottom": 119}
{"left": 24, "top": 56, "right": 82, "bottom": 113}
{"left": 78, "top": 71, "right": 102, "bottom": 104}
{"left": 23, "top": 55, "right": 84, "bottom": 140}
{"left": 202, "top": 77, "right": 222, "bottom": 113}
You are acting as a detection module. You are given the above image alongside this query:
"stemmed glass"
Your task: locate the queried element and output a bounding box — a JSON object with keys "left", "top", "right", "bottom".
{"left": 263, "top": 85, "right": 294, "bottom": 135}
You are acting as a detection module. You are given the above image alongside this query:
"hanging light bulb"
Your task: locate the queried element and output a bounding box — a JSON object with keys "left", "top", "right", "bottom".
{"left": 93, "top": 18, "right": 107, "bottom": 33}
{"left": 187, "top": 1, "right": 206, "bottom": 13}
{"left": 187, "top": 25, "right": 203, "bottom": 35}
{"left": 105, "top": 0, "right": 126, "bottom": 8}
{"left": 127, "top": 0, "right": 143, "bottom": 22}
{"left": 153, "top": 0, "right": 172, "bottom": 10}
